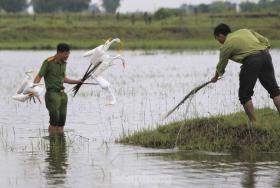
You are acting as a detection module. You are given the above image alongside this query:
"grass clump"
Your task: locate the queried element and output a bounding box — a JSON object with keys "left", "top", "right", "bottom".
{"left": 118, "top": 108, "right": 280, "bottom": 152}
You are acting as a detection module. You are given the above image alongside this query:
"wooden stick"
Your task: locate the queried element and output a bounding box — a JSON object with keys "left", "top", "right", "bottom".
{"left": 164, "top": 80, "right": 213, "bottom": 119}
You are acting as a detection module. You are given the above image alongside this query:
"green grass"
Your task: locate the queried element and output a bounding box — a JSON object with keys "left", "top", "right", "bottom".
{"left": 118, "top": 108, "right": 280, "bottom": 152}
{"left": 0, "top": 13, "right": 280, "bottom": 50}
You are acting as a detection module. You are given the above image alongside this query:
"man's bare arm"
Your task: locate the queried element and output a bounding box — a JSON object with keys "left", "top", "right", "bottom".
{"left": 64, "top": 77, "right": 81, "bottom": 84}
{"left": 34, "top": 74, "right": 42, "bottom": 84}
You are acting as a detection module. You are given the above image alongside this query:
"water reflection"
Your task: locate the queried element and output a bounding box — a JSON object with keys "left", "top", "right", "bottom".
{"left": 143, "top": 151, "right": 280, "bottom": 188}
{"left": 241, "top": 162, "right": 256, "bottom": 188}
{"left": 45, "top": 133, "right": 68, "bottom": 186}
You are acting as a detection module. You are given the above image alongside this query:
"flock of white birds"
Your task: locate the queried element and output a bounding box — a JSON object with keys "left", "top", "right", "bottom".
{"left": 12, "top": 38, "right": 125, "bottom": 105}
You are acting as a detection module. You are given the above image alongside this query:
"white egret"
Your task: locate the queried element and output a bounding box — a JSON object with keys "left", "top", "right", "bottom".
{"left": 90, "top": 54, "right": 125, "bottom": 105}
{"left": 12, "top": 71, "right": 44, "bottom": 103}
{"left": 72, "top": 38, "right": 125, "bottom": 104}
{"left": 83, "top": 38, "right": 121, "bottom": 65}
{"left": 72, "top": 38, "right": 121, "bottom": 96}
{"left": 93, "top": 54, "right": 125, "bottom": 76}
{"left": 16, "top": 70, "right": 33, "bottom": 94}
{"left": 93, "top": 76, "right": 116, "bottom": 105}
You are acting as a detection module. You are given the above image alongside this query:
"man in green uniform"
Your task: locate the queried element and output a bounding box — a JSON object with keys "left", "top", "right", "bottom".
{"left": 211, "top": 23, "right": 280, "bottom": 124}
{"left": 34, "top": 43, "right": 81, "bottom": 133}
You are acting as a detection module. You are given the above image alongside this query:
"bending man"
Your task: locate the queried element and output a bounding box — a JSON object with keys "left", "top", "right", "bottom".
{"left": 211, "top": 23, "right": 280, "bottom": 124}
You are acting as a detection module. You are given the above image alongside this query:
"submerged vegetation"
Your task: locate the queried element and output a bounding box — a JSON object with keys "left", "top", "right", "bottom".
{"left": 119, "top": 108, "right": 280, "bottom": 152}
{"left": 0, "top": 13, "right": 280, "bottom": 50}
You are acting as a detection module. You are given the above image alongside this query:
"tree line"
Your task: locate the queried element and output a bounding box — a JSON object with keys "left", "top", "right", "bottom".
{"left": 0, "top": 0, "right": 121, "bottom": 13}
{"left": 179, "top": 0, "right": 280, "bottom": 14}
{"left": 239, "top": 0, "right": 280, "bottom": 12}
{"left": 154, "top": 0, "right": 280, "bottom": 20}
{"left": 0, "top": 0, "right": 279, "bottom": 14}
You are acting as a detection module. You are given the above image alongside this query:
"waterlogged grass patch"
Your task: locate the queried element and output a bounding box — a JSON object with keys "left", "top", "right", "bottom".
{"left": 118, "top": 108, "right": 280, "bottom": 152}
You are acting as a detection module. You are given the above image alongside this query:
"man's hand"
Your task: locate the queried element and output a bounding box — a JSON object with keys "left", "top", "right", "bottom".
{"left": 211, "top": 76, "right": 218, "bottom": 83}
{"left": 211, "top": 71, "right": 219, "bottom": 83}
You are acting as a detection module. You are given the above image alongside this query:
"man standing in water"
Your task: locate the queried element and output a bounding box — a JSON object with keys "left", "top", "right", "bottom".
{"left": 211, "top": 23, "right": 280, "bottom": 124}
{"left": 34, "top": 43, "right": 81, "bottom": 133}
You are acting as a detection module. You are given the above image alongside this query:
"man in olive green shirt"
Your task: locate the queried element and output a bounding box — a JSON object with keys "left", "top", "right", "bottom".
{"left": 34, "top": 43, "right": 81, "bottom": 133}
{"left": 211, "top": 23, "right": 280, "bottom": 124}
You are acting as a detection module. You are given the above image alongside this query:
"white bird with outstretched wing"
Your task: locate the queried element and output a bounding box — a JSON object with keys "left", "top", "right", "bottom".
{"left": 12, "top": 71, "right": 44, "bottom": 103}
{"left": 83, "top": 38, "right": 125, "bottom": 105}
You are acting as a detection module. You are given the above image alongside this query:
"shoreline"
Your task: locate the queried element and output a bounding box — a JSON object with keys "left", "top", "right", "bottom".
{"left": 1, "top": 40, "right": 280, "bottom": 50}
{"left": 118, "top": 108, "right": 280, "bottom": 152}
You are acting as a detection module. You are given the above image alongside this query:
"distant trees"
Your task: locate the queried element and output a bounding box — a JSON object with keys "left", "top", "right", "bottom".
{"left": 240, "top": 0, "right": 280, "bottom": 12}
{"left": 32, "top": 0, "right": 90, "bottom": 13}
{"left": 209, "top": 1, "right": 236, "bottom": 13}
{"left": 61, "top": 0, "right": 91, "bottom": 12}
{"left": 196, "top": 4, "right": 209, "bottom": 13}
{"left": 102, "top": 0, "right": 121, "bottom": 13}
{"left": 179, "top": 0, "right": 280, "bottom": 14}
{"left": 154, "top": 8, "right": 182, "bottom": 20}
{"left": 0, "top": 0, "right": 28, "bottom": 12}
{"left": 0, "top": 0, "right": 121, "bottom": 14}
{"left": 32, "top": 0, "right": 60, "bottom": 13}
{"left": 1, "top": 0, "right": 280, "bottom": 15}
{"left": 179, "top": 2, "right": 236, "bottom": 14}
{"left": 239, "top": 1, "right": 259, "bottom": 12}
{"left": 272, "top": 0, "right": 280, "bottom": 11}
{"left": 209, "top": 1, "right": 227, "bottom": 13}
{"left": 89, "top": 4, "right": 101, "bottom": 13}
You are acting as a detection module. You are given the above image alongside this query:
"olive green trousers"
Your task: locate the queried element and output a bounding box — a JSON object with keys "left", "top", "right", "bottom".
{"left": 45, "top": 90, "right": 68, "bottom": 126}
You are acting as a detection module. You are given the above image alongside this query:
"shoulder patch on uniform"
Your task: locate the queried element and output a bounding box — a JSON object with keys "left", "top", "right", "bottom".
{"left": 46, "top": 56, "right": 56, "bottom": 63}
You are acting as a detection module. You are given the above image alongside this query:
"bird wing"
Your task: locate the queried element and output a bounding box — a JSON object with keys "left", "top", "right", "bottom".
{"left": 17, "top": 81, "right": 28, "bottom": 94}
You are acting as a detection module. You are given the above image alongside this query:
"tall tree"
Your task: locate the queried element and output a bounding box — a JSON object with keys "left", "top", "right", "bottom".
{"left": 258, "top": 0, "right": 270, "bottom": 10}
{"left": 61, "top": 0, "right": 90, "bottom": 12}
{"left": 32, "top": 0, "right": 90, "bottom": 13}
{"left": 196, "top": 4, "right": 209, "bottom": 13}
{"left": 240, "top": 1, "right": 258, "bottom": 12}
{"left": 0, "top": 0, "right": 28, "bottom": 12}
{"left": 102, "top": 0, "right": 121, "bottom": 13}
{"left": 269, "top": 0, "right": 280, "bottom": 12}
{"left": 210, "top": 2, "right": 227, "bottom": 13}
{"left": 32, "top": 0, "right": 62, "bottom": 13}
{"left": 210, "top": 1, "right": 236, "bottom": 13}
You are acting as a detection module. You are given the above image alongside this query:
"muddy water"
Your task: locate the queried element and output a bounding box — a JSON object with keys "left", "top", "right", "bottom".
{"left": 0, "top": 50, "right": 280, "bottom": 187}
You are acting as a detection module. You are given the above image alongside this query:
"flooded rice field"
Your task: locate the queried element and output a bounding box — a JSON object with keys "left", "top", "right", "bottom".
{"left": 1, "top": 50, "right": 280, "bottom": 187}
